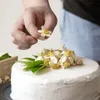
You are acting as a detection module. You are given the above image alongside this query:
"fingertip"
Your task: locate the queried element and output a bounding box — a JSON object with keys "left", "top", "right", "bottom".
{"left": 17, "top": 45, "right": 31, "bottom": 50}
{"left": 39, "top": 36, "right": 49, "bottom": 41}
{"left": 17, "top": 46, "right": 24, "bottom": 50}
{"left": 12, "top": 38, "right": 17, "bottom": 44}
{"left": 30, "top": 39, "right": 38, "bottom": 44}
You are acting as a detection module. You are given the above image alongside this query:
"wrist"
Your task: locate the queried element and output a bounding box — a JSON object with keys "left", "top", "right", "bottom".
{"left": 22, "top": 0, "right": 50, "bottom": 8}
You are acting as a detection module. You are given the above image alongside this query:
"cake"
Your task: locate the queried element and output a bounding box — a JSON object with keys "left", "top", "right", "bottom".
{"left": 10, "top": 48, "right": 100, "bottom": 100}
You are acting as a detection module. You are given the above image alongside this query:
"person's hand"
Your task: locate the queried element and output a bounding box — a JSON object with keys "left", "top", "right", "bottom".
{"left": 12, "top": 6, "right": 57, "bottom": 50}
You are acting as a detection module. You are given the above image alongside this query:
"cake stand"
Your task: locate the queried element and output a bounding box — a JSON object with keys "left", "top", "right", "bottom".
{"left": 0, "top": 82, "right": 12, "bottom": 100}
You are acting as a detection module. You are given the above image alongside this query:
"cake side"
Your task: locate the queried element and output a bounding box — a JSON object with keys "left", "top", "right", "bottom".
{"left": 10, "top": 58, "right": 100, "bottom": 100}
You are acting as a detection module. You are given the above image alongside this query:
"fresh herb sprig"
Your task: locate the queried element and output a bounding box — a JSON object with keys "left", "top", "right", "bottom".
{"left": 18, "top": 57, "right": 46, "bottom": 73}
{"left": 0, "top": 53, "right": 11, "bottom": 61}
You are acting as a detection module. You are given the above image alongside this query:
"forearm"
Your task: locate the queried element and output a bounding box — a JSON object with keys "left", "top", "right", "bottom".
{"left": 22, "top": 0, "right": 50, "bottom": 8}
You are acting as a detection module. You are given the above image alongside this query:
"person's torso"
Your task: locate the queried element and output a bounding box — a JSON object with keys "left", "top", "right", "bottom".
{"left": 63, "top": 0, "right": 100, "bottom": 25}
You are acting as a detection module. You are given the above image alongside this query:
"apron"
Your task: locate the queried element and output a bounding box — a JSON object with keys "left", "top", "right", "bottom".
{"left": 60, "top": 9, "right": 100, "bottom": 61}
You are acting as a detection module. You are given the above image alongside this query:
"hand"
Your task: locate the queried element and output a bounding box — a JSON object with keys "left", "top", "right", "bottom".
{"left": 12, "top": 6, "right": 57, "bottom": 50}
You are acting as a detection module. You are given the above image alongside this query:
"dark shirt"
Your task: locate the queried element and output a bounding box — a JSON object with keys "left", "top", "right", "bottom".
{"left": 63, "top": 0, "right": 100, "bottom": 25}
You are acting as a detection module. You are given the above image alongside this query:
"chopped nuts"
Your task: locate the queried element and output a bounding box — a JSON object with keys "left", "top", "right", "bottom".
{"left": 0, "top": 76, "right": 10, "bottom": 84}
{"left": 0, "top": 78, "right": 2, "bottom": 84}
{"left": 4, "top": 76, "right": 10, "bottom": 81}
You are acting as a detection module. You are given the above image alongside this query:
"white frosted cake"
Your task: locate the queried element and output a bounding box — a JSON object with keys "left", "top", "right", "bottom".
{"left": 10, "top": 48, "right": 100, "bottom": 100}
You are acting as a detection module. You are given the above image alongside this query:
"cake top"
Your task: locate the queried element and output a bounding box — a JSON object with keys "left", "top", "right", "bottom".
{"left": 18, "top": 46, "right": 83, "bottom": 74}
{"left": 13, "top": 58, "right": 100, "bottom": 84}
{"left": 12, "top": 47, "right": 100, "bottom": 84}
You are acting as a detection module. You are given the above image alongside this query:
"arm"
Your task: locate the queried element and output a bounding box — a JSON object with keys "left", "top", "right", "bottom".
{"left": 22, "top": 0, "right": 50, "bottom": 8}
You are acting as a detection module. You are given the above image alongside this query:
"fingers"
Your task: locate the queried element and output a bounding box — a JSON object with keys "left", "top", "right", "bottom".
{"left": 44, "top": 12, "right": 57, "bottom": 32}
{"left": 23, "top": 8, "right": 41, "bottom": 39}
{"left": 12, "top": 30, "right": 38, "bottom": 49}
{"left": 39, "top": 13, "right": 57, "bottom": 40}
{"left": 12, "top": 16, "right": 38, "bottom": 50}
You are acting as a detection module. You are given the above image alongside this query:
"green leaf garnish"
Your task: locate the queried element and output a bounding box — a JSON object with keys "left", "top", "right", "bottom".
{"left": 34, "top": 65, "right": 46, "bottom": 73}
{"left": 23, "top": 63, "right": 35, "bottom": 71}
{"left": 24, "top": 60, "right": 44, "bottom": 72}
{"left": 32, "top": 55, "right": 38, "bottom": 58}
{"left": 19, "top": 59, "right": 44, "bottom": 73}
{"left": 31, "top": 64, "right": 44, "bottom": 73}
{"left": 22, "top": 57, "right": 35, "bottom": 62}
{"left": 31, "top": 60, "right": 44, "bottom": 66}
{"left": 0, "top": 53, "right": 11, "bottom": 60}
{"left": 18, "top": 61, "right": 33, "bottom": 65}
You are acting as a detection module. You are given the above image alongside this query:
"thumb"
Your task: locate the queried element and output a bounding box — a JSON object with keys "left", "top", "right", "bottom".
{"left": 44, "top": 13, "right": 57, "bottom": 32}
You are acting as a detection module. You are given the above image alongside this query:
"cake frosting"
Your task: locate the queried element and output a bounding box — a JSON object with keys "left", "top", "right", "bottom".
{"left": 10, "top": 57, "right": 100, "bottom": 100}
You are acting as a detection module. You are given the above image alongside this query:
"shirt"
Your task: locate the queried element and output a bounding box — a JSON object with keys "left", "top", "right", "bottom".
{"left": 63, "top": 0, "right": 100, "bottom": 25}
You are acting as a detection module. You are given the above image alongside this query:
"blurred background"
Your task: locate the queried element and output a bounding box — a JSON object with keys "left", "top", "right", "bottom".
{"left": 0, "top": 0, "right": 62, "bottom": 58}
